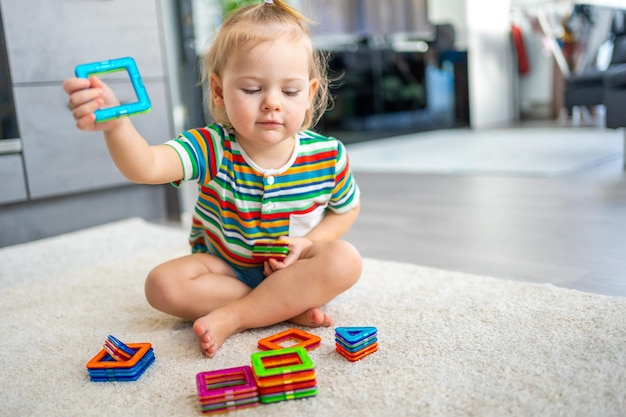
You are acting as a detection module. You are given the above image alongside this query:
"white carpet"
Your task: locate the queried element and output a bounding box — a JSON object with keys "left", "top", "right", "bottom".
{"left": 346, "top": 126, "right": 624, "bottom": 176}
{"left": 1, "top": 218, "right": 625, "bottom": 417}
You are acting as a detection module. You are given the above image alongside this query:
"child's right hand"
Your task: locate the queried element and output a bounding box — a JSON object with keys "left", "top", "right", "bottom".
{"left": 62, "top": 76, "right": 122, "bottom": 132}
{"left": 262, "top": 236, "right": 313, "bottom": 277}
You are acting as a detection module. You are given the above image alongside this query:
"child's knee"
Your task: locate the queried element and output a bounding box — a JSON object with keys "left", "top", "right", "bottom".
{"left": 324, "top": 240, "right": 362, "bottom": 286}
{"left": 144, "top": 266, "right": 177, "bottom": 311}
{"left": 341, "top": 241, "right": 363, "bottom": 282}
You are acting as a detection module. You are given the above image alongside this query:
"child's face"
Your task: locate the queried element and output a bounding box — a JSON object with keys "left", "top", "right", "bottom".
{"left": 210, "top": 35, "right": 318, "bottom": 151}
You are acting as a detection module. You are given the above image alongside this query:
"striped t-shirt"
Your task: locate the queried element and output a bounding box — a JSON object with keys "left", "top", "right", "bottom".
{"left": 165, "top": 124, "right": 360, "bottom": 270}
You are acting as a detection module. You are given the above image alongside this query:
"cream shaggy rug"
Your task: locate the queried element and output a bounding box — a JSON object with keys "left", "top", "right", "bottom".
{"left": 1, "top": 218, "right": 625, "bottom": 417}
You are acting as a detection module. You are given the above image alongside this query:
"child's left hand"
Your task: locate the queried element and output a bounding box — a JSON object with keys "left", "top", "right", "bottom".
{"left": 263, "top": 236, "right": 313, "bottom": 276}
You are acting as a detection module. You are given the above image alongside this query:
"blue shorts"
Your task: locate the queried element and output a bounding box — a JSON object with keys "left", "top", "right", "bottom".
{"left": 233, "top": 266, "right": 266, "bottom": 288}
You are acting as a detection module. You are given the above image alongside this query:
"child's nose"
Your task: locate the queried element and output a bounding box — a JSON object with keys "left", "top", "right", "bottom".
{"left": 262, "top": 91, "right": 280, "bottom": 111}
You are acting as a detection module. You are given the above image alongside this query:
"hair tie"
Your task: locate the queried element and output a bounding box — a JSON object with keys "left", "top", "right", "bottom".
{"left": 264, "top": 0, "right": 273, "bottom": 3}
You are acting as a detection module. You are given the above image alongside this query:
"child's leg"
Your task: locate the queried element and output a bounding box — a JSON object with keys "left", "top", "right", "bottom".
{"left": 144, "top": 253, "right": 252, "bottom": 321}
{"left": 193, "top": 240, "right": 362, "bottom": 357}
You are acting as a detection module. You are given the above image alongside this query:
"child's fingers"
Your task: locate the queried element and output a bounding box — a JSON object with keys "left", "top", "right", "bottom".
{"left": 64, "top": 76, "right": 120, "bottom": 131}
{"left": 62, "top": 77, "right": 90, "bottom": 95}
{"left": 68, "top": 88, "right": 103, "bottom": 114}
{"left": 88, "top": 75, "right": 105, "bottom": 89}
{"left": 64, "top": 76, "right": 108, "bottom": 110}
{"left": 74, "top": 109, "right": 123, "bottom": 132}
{"left": 268, "top": 257, "right": 289, "bottom": 270}
{"left": 88, "top": 75, "right": 120, "bottom": 107}
{"left": 74, "top": 113, "right": 98, "bottom": 131}
{"left": 72, "top": 96, "right": 101, "bottom": 120}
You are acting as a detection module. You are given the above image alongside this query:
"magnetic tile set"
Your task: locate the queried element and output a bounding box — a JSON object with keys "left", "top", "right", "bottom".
{"left": 74, "top": 57, "right": 151, "bottom": 122}
{"left": 195, "top": 327, "right": 377, "bottom": 415}
{"left": 86, "top": 335, "right": 155, "bottom": 382}
{"left": 85, "top": 329, "right": 376, "bottom": 415}
{"left": 335, "top": 326, "right": 379, "bottom": 362}
{"left": 195, "top": 328, "right": 320, "bottom": 414}
{"left": 251, "top": 239, "right": 289, "bottom": 261}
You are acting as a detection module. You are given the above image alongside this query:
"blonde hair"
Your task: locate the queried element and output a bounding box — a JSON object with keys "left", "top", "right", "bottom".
{"left": 201, "top": 0, "right": 330, "bottom": 131}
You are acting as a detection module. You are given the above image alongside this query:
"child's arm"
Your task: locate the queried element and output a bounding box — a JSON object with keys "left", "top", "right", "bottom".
{"left": 63, "top": 76, "right": 182, "bottom": 184}
{"left": 102, "top": 117, "right": 182, "bottom": 184}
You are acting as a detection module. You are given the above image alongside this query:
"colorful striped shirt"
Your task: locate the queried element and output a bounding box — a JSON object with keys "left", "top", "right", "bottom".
{"left": 165, "top": 124, "right": 360, "bottom": 270}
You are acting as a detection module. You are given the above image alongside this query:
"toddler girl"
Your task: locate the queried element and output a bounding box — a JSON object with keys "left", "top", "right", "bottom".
{"left": 63, "top": 0, "right": 361, "bottom": 357}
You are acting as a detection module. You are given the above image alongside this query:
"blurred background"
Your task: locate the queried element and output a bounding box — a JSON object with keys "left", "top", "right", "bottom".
{"left": 1, "top": 0, "right": 625, "bottom": 247}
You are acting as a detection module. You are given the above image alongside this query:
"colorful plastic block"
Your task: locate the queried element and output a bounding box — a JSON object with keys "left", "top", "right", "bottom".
{"left": 86, "top": 341, "right": 155, "bottom": 382}
{"left": 335, "top": 327, "right": 378, "bottom": 362}
{"left": 335, "top": 334, "right": 377, "bottom": 353}
{"left": 74, "top": 57, "right": 151, "bottom": 122}
{"left": 251, "top": 347, "right": 314, "bottom": 378}
{"left": 252, "top": 239, "right": 289, "bottom": 261}
{"left": 335, "top": 342, "right": 379, "bottom": 362}
{"left": 196, "top": 366, "right": 260, "bottom": 414}
{"left": 258, "top": 386, "right": 319, "bottom": 404}
{"left": 257, "top": 328, "right": 321, "bottom": 351}
{"left": 257, "top": 378, "right": 316, "bottom": 395}
{"left": 103, "top": 334, "right": 135, "bottom": 361}
{"left": 335, "top": 327, "right": 377, "bottom": 343}
{"left": 250, "top": 346, "right": 317, "bottom": 404}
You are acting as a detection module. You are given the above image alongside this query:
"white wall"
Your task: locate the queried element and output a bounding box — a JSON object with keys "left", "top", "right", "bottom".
{"left": 467, "top": 0, "right": 516, "bottom": 127}
{"left": 429, "top": 0, "right": 516, "bottom": 128}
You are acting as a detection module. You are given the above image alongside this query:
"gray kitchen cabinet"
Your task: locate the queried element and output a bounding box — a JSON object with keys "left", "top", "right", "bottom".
{"left": 1, "top": 0, "right": 165, "bottom": 84}
{"left": 1, "top": 0, "right": 172, "bottom": 198}
{"left": 13, "top": 80, "right": 172, "bottom": 199}
{"left": 0, "top": 153, "right": 28, "bottom": 204}
{"left": 0, "top": 0, "right": 178, "bottom": 246}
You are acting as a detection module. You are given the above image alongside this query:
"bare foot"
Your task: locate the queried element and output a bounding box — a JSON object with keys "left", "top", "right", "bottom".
{"left": 192, "top": 309, "right": 242, "bottom": 358}
{"left": 288, "top": 308, "right": 334, "bottom": 328}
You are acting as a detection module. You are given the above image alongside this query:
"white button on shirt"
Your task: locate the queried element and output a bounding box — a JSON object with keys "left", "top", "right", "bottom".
{"left": 265, "top": 175, "right": 275, "bottom": 186}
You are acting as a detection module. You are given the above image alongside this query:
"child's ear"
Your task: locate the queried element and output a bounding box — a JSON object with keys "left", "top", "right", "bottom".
{"left": 209, "top": 73, "right": 224, "bottom": 106}
{"left": 308, "top": 78, "right": 319, "bottom": 104}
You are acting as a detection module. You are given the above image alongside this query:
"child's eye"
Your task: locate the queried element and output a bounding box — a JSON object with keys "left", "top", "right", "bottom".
{"left": 242, "top": 88, "right": 261, "bottom": 95}
{"left": 283, "top": 90, "right": 300, "bottom": 97}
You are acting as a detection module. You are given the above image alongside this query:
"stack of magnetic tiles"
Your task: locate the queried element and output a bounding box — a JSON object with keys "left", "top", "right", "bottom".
{"left": 251, "top": 346, "right": 318, "bottom": 404}
{"left": 195, "top": 366, "right": 260, "bottom": 414}
{"left": 195, "top": 328, "right": 319, "bottom": 414}
{"left": 86, "top": 335, "right": 155, "bottom": 382}
{"left": 252, "top": 239, "right": 289, "bottom": 261}
{"left": 335, "top": 326, "right": 378, "bottom": 362}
